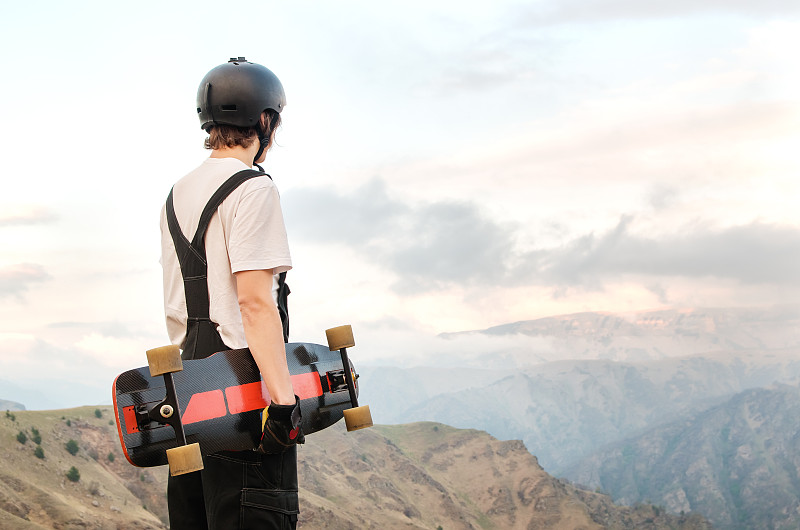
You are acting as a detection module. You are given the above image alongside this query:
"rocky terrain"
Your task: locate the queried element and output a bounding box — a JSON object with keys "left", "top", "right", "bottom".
{"left": 0, "top": 407, "right": 709, "bottom": 529}
{"left": 566, "top": 383, "right": 800, "bottom": 530}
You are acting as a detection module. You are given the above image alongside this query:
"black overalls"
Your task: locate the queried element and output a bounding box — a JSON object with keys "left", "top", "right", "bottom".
{"left": 165, "top": 169, "right": 298, "bottom": 530}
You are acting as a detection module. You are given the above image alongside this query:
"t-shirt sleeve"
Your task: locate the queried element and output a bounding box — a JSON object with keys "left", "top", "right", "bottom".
{"left": 228, "top": 183, "right": 292, "bottom": 274}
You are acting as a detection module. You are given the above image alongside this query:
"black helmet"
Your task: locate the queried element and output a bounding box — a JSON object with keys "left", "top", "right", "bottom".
{"left": 196, "top": 57, "right": 286, "bottom": 131}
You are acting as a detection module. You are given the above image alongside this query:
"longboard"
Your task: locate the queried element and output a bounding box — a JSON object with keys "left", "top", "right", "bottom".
{"left": 112, "top": 326, "right": 372, "bottom": 473}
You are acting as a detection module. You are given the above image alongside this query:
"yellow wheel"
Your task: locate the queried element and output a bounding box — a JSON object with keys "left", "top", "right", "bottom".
{"left": 326, "top": 325, "right": 355, "bottom": 351}
{"left": 343, "top": 405, "right": 373, "bottom": 432}
{"left": 167, "top": 443, "right": 204, "bottom": 476}
{"left": 146, "top": 345, "right": 183, "bottom": 377}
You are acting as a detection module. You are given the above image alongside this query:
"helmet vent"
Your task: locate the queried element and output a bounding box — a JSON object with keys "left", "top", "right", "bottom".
{"left": 221, "top": 105, "right": 237, "bottom": 111}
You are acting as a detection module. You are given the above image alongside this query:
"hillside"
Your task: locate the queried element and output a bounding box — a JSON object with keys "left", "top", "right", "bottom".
{"left": 0, "top": 406, "right": 167, "bottom": 529}
{"left": 0, "top": 407, "right": 709, "bottom": 529}
{"left": 565, "top": 383, "right": 800, "bottom": 529}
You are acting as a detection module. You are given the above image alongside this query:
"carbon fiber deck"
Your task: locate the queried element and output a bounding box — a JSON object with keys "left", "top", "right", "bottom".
{"left": 113, "top": 342, "right": 356, "bottom": 468}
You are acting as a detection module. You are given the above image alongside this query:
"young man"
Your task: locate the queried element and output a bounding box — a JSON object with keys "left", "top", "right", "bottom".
{"left": 159, "top": 57, "right": 302, "bottom": 529}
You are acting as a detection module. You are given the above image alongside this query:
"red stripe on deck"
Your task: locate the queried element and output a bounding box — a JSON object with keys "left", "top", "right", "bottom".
{"left": 183, "top": 389, "right": 227, "bottom": 425}
{"left": 292, "top": 372, "right": 323, "bottom": 400}
{"left": 226, "top": 381, "right": 268, "bottom": 414}
{"left": 224, "top": 373, "right": 324, "bottom": 415}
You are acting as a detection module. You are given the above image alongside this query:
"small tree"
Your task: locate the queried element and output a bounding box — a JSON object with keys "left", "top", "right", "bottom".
{"left": 65, "top": 439, "right": 79, "bottom": 456}
{"left": 66, "top": 466, "right": 80, "bottom": 483}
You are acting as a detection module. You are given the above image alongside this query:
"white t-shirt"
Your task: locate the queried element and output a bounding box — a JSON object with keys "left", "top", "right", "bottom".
{"left": 160, "top": 157, "right": 292, "bottom": 349}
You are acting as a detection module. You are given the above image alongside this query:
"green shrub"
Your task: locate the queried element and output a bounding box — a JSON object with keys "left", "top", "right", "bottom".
{"left": 66, "top": 466, "right": 80, "bottom": 482}
{"left": 5, "top": 411, "right": 16, "bottom": 421}
{"left": 16, "top": 431, "right": 27, "bottom": 444}
{"left": 31, "top": 427, "right": 41, "bottom": 445}
{"left": 94, "top": 409, "right": 102, "bottom": 419}
{"left": 65, "top": 439, "right": 79, "bottom": 456}
{"left": 34, "top": 446, "right": 45, "bottom": 459}
{"left": 107, "top": 452, "right": 116, "bottom": 463}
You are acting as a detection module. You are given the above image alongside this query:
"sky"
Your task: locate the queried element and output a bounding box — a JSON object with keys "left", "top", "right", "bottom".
{"left": 0, "top": 0, "right": 799, "bottom": 408}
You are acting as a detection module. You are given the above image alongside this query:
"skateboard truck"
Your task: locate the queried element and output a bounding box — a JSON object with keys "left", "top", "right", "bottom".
{"left": 145, "top": 345, "right": 204, "bottom": 476}
{"left": 325, "top": 325, "right": 373, "bottom": 431}
{"left": 322, "top": 368, "right": 359, "bottom": 394}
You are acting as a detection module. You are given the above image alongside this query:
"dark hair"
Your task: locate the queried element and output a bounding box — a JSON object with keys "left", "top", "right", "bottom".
{"left": 204, "top": 110, "right": 281, "bottom": 151}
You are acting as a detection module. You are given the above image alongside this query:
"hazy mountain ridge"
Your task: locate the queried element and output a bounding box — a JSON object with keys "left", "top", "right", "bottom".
{"left": 0, "top": 407, "right": 709, "bottom": 529}
{"left": 367, "top": 347, "right": 800, "bottom": 472}
{"left": 439, "top": 306, "right": 800, "bottom": 365}
{"left": 1, "top": 399, "right": 25, "bottom": 411}
{"left": 564, "top": 383, "right": 800, "bottom": 530}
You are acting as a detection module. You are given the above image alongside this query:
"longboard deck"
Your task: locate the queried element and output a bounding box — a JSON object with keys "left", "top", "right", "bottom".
{"left": 113, "top": 342, "right": 355, "bottom": 468}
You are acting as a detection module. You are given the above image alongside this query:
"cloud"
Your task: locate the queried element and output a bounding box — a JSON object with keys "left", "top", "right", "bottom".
{"left": 425, "top": 33, "right": 546, "bottom": 96}
{"left": 0, "top": 263, "right": 50, "bottom": 299}
{"left": 513, "top": 0, "right": 800, "bottom": 26}
{"left": 0, "top": 206, "right": 57, "bottom": 227}
{"left": 46, "top": 320, "right": 144, "bottom": 339}
{"left": 285, "top": 179, "right": 516, "bottom": 291}
{"left": 520, "top": 217, "right": 800, "bottom": 288}
{"left": 286, "top": 181, "right": 800, "bottom": 294}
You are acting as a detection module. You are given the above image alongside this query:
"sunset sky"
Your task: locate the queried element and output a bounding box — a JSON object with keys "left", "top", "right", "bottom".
{"left": 1, "top": 0, "right": 799, "bottom": 408}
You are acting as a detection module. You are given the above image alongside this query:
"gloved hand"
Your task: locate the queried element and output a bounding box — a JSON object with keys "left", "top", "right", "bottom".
{"left": 258, "top": 395, "right": 305, "bottom": 453}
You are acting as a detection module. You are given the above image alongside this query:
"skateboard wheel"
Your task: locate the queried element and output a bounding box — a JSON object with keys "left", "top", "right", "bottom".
{"left": 167, "top": 443, "right": 204, "bottom": 476}
{"left": 146, "top": 345, "right": 183, "bottom": 377}
{"left": 326, "top": 325, "right": 355, "bottom": 351}
{"left": 343, "top": 405, "right": 373, "bottom": 432}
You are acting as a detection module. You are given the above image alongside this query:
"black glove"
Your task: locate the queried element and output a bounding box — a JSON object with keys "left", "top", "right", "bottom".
{"left": 258, "top": 396, "right": 305, "bottom": 453}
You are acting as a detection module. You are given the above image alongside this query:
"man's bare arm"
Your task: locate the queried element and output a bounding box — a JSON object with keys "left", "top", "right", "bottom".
{"left": 235, "top": 269, "right": 295, "bottom": 406}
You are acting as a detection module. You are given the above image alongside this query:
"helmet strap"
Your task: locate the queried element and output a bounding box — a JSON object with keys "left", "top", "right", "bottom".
{"left": 253, "top": 134, "right": 268, "bottom": 167}
{"left": 253, "top": 118, "right": 271, "bottom": 167}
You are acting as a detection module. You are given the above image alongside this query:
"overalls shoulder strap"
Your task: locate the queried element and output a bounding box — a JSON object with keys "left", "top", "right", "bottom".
{"left": 166, "top": 169, "right": 290, "bottom": 359}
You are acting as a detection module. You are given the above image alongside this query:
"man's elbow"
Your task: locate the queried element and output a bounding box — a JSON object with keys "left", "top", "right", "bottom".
{"left": 238, "top": 294, "right": 276, "bottom": 323}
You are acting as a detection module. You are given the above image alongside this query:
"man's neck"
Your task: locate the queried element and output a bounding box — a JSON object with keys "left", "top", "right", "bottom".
{"left": 209, "top": 145, "right": 257, "bottom": 167}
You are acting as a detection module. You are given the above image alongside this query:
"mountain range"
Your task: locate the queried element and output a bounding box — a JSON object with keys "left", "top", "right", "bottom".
{"left": 4, "top": 305, "right": 799, "bottom": 528}
{"left": 0, "top": 406, "right": 710, "bottom": 529}
{"left": 357, "top": 306, "right": 800, "bottom": 528}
